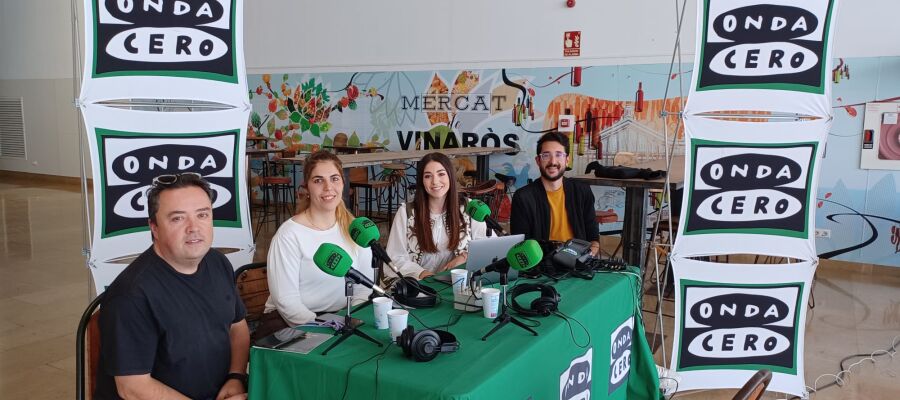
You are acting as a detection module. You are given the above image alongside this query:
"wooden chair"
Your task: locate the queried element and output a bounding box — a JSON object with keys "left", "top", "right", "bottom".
{"left": 732, "top": 369, "right": 772, "bottom": 400}
{"left": 76, "top": 292, "right": 105, "bottom": 400}
{"left": 234, "top": 262, "right": 269, "bottom": 335}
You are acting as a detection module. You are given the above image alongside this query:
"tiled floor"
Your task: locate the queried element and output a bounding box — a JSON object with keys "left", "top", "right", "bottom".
{"left": 0, "top": 175, "right": 898, "bottom": 399}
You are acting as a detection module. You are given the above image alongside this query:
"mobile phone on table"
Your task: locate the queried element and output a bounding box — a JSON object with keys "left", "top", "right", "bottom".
{"left": 316, "top": 313, "right": 364, "bottom": 328}
{"left": 254, "top": 327, "right": 307, "bottom": 349}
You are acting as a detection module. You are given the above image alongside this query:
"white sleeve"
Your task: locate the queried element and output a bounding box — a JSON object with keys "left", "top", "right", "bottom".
{"left": 266, "top": 230, "right": 317, "bottom": 326}
{"left": 386, "top": 204, "right": 426, "bottom": 279}
{"left": 350, "top": 247, "right": 375, "bottom": 306}
{"left": 470, "top": 219, "right": 488, "bottom": 241}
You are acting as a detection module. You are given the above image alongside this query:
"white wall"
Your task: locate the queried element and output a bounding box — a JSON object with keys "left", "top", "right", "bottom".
{"left": 2, "top": 0, "right": 899, "bottom": 176}
{"left": 244, "top": 0, "right": 900, "bottom": 73}
{"left": 0, "top": 0, "right": 84, "bottom": 177}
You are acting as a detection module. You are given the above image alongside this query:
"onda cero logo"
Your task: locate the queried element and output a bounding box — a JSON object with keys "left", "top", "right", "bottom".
{"left": 678, "top": 283, "right": 802, "bottom": 372}
{"left": 325, "top": 252, "right": 342, "bottom": 272}
{"left": 559, "top": 348, "right": 592, "bottom": 400}
{"left": 685, "top": 140, "right": 817, "bottom": 237}
{"left": 608, "top": 317, "right": 633, "bottom": 394}
{"left": 92, "top": 0, "right": 237, "bottom": 81}
{"left": 98, "top": 130, "right": 240, "bottom": 237}
{"left": 698, "top": 0, "right": 836, "bottom": 92}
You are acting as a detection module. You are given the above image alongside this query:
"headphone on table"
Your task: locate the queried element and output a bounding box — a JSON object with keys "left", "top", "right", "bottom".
{"left": 509, "top": 283, "right": 560, "bottom": 317}
{"left": 398, "top": 325, "right": 459, "bottom": 362}
{"left": 392, "top": 277, "right": 438, "bottom": 308}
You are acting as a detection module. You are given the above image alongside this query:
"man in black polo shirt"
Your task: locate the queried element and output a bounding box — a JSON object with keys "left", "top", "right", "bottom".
{"left": 95, "top": 173, "right": 249, "bottom": 400}
{"left": 511, "top": 132, "right": 600, "bottom": 254}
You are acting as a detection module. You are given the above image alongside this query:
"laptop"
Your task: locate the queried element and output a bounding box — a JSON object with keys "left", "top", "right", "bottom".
{"left": 463, "top": 234, "right": 525, "bottom": 285}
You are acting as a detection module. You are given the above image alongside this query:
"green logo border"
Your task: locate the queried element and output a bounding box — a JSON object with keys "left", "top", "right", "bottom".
{"left": 90, "top": 0, "right": 239, "bottom": 83}
{"left": 676, "top": 279, "right": 805, "bottom": 375}
{"left": 695, "top": 0, "right": 836, "bottom": 94}
{"left": 683, "top": 138, "right": 819, "bottom": 238}
{"left": 95, "top": 127, "right": 243, "bottom": 238}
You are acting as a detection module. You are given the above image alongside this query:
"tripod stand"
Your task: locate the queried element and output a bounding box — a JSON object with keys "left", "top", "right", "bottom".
{"left": 350, "top": 258, "right": 385, "bottom": 314}
{"left": 321, "top": 278, "right": 383, "bottom": 355}
{"left": 481, "top": 272, "right": 538, "bottom": 341}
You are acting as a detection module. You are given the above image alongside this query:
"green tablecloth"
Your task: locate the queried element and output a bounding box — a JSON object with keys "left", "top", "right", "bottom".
{"left": 249, "top": 269, "right": 661, "bottom": 400}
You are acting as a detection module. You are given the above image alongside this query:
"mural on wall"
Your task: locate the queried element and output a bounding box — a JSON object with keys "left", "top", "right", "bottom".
{"left": 247, "top": 56, "right": 899, "bottom": 267}
{"left": 246, "top": 66, "right": 690, "bottom": 233}
{"left": 816, "top": 56, "right": 900, "bottom": 267}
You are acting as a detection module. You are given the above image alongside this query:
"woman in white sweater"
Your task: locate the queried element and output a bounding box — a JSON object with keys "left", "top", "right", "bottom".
{"left": 259, "top": 151, "right": 374, "bottom": 337}
{"left": 386, "top": 152, "right": 487, "bottom": 280}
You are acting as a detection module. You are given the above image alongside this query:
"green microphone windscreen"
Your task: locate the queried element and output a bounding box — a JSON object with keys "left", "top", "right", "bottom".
{"left": 313, "top": 243, "right": 353, "bottom": 277}
{"left": 506, "top": 239, "right": 543, "bottom": 271}
{"left": 465, "top": 199, "right": 491, "bottom": 222}
{"left": 349, "top": 217, "right": 380, "bottom": 247}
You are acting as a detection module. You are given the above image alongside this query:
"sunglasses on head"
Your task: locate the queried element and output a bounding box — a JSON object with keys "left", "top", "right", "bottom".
{"left": 151, "top": 172, "right": 202, "bottom": 188}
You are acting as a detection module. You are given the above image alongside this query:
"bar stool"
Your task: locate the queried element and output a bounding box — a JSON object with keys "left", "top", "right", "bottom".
{"left": 348, "top": 167, "right": 393, "bottom": 223}
{"left": 254, "top": 151, "right": 296, "bottom": 238}
{"left": 376, "top": 163, "right": 410, "bottom": 222}
{"left": 459, "top": 179, "right": 504, "bottom": 216}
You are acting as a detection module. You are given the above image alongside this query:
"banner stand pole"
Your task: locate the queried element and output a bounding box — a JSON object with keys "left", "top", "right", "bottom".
{"left": 70, "top": 0, "right": 95, "bottom": 303}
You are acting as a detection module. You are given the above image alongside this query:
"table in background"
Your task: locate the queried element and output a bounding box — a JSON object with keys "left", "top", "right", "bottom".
{"left": 570, "top": 156, "right": 684, "bottom": 269}
{"left": 244, "top": 148, "right": 285, "bottom": 184}
{"left": 324, "top": 145, "right": 386, "bottom": 154}
{"left": 248, "top": 269, "right": 660, "bottom": 400}
{"left": 282, "top": 147, "right": 514, "bottom": 175}
{"left": 281, "top": 147, "right": 515, "bottom": 210}
{"left": 332, "top": 147, "right": 515, "bottom": 182}
{"left": 246, "top": 135, "right": 268, "bottom": 147}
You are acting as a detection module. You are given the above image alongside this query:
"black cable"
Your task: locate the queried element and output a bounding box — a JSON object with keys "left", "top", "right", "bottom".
{"left": 429, "top": 313, "right": 464, "bottom": 331}
{"left": 340, "top": 342, "right": 392, "bottom": 400}
{"left": 372, "top": 342, "right": 392, "bottom": 400}
{"left": 554, "top": 310, "right": 591, "bottom": 349}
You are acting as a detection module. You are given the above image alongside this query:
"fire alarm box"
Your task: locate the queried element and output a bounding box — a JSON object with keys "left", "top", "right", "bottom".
{"left": 558, "top": 115, "right": 575, "bottom": 132}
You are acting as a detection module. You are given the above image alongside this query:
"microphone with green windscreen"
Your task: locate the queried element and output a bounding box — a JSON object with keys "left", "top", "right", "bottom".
{"left": 348, "top": 217, "right": 402, "bottom": 276}
{"left": 313, "top": 243, "right": 385, "bottom": 294}
{"left": 465, "top": 199, "right": 505, "bottom": 236}
{"left": 506, "top": 239, "right": 543, "bottom": 271}
{"left": 472, "top": 239, "right": 543, "bottom": 277}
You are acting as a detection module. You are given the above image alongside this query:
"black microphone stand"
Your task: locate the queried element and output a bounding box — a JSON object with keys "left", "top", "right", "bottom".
{"left": 486, "top": 218, "right": 505, "bottom": 237}
{"left": 321, "top": 278, "right": 383, "bottom": 355}
{"left": 481, "top": 270, "right": 538, "bottom": 341}
{"left": 351, "top": 258, "right": 384, "bottom": 314}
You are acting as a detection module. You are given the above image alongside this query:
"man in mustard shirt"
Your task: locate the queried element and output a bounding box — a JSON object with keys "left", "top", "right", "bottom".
{"left": 510, "top": 132, "right": 600, "bottom": 255}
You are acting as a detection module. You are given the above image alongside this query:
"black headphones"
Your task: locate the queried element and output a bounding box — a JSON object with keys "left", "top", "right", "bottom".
{"left": 392, "top": 277, "right": 438, "bottom": 308}
{"left": 398, "top": 325, "right": 459, "bottom": 362}
{"left": 509, "top": 283, "right": 560, "bottom": 317}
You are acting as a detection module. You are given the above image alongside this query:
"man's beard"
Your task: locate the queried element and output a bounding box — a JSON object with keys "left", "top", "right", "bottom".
{"left": 540, "top": 163, "right": 565, "bottom": 182}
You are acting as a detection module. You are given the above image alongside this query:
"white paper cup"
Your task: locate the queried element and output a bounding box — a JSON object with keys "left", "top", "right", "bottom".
{"left": 387, "top": 309, "right": 409, "bottom": 342}
{"left": 481, "top": 288, "right": 501, "bottom": 319}
{"left": 450, "top": 269, "right": 468, "bottom": 294}
{"left": 372, "top": 297, "right": 393, "bottom": 330}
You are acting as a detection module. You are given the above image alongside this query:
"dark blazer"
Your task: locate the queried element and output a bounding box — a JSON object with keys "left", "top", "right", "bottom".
{"left": 510, "top": 177, "right": 599, "bottom": 242}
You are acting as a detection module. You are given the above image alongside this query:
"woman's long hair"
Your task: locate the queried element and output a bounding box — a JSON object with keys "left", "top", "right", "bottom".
{"left": 296, "top": 150, "right": 355, "bottom": 245}
{"left": 413, "top": 152, "right": 463, "bottom": 253}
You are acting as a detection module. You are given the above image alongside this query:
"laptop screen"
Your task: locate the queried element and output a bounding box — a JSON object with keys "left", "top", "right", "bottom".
{"left": 466, "top": 234, "right": 525, "bottom": 285}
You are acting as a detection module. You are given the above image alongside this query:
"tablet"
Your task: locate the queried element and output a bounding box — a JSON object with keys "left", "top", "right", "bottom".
{"left": 255, "top": 327, "right": 307, "bottom": 349}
